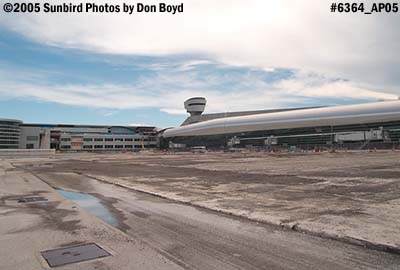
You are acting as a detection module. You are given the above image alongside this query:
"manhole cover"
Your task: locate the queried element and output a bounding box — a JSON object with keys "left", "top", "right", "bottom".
{"left": 41, "top": 243, "right": 111, "bottom": 267}
{"left": 17, "top": 196, "right": 48, "bottom": 203}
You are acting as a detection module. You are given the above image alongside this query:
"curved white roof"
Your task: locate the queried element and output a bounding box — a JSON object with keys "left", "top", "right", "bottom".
{"left": 0, "top": 118, "right": 22, "bottom": 123}
{"left": 163, "top": 100, "right": 400, "bottom": 138}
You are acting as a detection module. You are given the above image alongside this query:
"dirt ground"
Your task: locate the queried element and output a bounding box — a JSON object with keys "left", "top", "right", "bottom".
{"left": 14, "top": 150, "right": 400, "bottom": 251}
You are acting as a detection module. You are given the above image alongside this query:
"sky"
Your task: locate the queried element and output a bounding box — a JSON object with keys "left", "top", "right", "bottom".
{"left": 0, "top": 0, "right": 399, "bottom": 127}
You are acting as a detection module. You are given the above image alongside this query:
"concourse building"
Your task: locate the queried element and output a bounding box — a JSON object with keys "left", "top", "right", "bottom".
{"left": 162, "top": 97, "right": 400, "bottom": 149}
{"left": 0, "top": 120, "right": 158, "bottom": 151}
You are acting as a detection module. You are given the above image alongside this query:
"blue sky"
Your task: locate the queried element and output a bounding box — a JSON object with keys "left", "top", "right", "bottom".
{"left": 0, "top": 30, "right": 189, "bottom": 126}
{"left": 0, "top": 1, "right": 398, "bottom": 127}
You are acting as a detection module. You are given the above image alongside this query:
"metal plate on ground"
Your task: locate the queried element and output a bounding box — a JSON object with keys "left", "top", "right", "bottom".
{"left": 17, "top": 196, "right": 48, "bottom": 203}
{"left": 41, "top": 243, "right": 111, "bottom": 267}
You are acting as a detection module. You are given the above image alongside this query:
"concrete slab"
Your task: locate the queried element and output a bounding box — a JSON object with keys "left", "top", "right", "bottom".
{"left": 0, "top": 161, "right": 184, "bottom": 270}
{"left": 17, "top": 151, "right": 400, "bottom": 253}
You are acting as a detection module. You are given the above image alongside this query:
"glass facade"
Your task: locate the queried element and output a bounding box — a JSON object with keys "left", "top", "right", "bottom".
{"left": 162, "top": 120, "right": 400, "bottom": 149}
{"left": 0, "top": 119, "right": 21, "bottom": 149}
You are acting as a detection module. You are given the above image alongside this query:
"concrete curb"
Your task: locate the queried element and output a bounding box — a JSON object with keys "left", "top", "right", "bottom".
{"left": 82, "top": 173, "right": 400, "bottom": 256}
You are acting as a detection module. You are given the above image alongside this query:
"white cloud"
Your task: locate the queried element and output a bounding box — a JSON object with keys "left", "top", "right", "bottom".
{"left": 0, "top": 68, "right": 396, "bottom": 115}
{"left": 129, "top": 123, "right": 150, "bottom": 126}
{"left": 176, "top": 60, "right": 212, "bottom": 71}
{"left": 160, "top": 108, "right": 188, "bottom": 115}
{"left": 274, "top": 72, "right": 398, "bottom": 101}
{"left": 0, "top": 0, "right": 399, "bottom": 92}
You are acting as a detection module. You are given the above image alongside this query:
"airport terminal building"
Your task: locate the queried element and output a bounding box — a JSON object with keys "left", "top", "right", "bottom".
{"left": 162, "top": 97, "right": 400, "bottom": 150}
{"left": 3, "top": 97, "right": 400, "bottom": 151}
{"left": 0, "top": 119, "right": 158, "bottom": 151}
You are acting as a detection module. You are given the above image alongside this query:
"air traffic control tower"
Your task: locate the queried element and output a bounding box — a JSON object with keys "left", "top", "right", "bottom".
{"left": 184, "top": 97, "right": 206, "bottom": 116}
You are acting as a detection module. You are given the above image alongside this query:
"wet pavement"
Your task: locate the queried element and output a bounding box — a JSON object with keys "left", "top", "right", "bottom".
{"left": 56, "top": 189, "right": 119, "bottom": 227}
{"left": 32, "top": 167, "right": 400, "bottom": 270}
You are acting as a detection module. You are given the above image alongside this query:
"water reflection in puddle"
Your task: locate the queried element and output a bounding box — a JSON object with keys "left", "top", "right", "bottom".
{"left": 57, "top": 189, "right": 118, "bottom": 227}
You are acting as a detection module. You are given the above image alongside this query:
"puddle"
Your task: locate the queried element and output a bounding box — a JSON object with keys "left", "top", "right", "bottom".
{"left": 56, "top": 189, "right": 118, "bottom": 227}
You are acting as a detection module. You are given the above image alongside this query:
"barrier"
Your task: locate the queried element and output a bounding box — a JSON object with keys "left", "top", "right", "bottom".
{"left": 0, "top": 149, "right": 56, "bottom": 159}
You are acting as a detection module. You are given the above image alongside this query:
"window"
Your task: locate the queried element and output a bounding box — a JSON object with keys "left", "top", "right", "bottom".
{"left": 26, "top": 144, "right": 34, "bottom": 149}
{"left": 124, "top": 138, "right": 133, "bottom": 142}
{"left": 105, "top": 145, "right": 113, "bottom": 149}
{"left": 27, "top": 136, "right": 38, "bottom": 141}
{"left": 115, "top": 145, "right": 123, "bottom": 149}
{"left": 115, "top": 138, "right": 124, "bottom": 142}
{"left": 94, "top": 145, "right": 103, "bottom": 149}
{"left": 125, "top": 145, "right": 133, "bottom": 148}
{"left": 105, "top": 138, "right": 114, "bottom": 142}
{"left": 83, "top": 145, "right": 93, "bottom": 149}
{"left": 0, "top": 129, "right": 19, "bottom": 132}
{"left": 94, "top": 138, "right": 104, "bottom": 142}
{"left": 61, "top": 145, "right": 71, "bottom": 149}
{"left": 0, "top": 141, "right": 19, "bottom": 144}
{"left": 0, "top": 132, "right": 19, "bottom": 136}
{"left": 83, "top": 138, "right": 93, "bottom": 142}
{"left": 61, "top": 138, "right": 71, "bottom": 142}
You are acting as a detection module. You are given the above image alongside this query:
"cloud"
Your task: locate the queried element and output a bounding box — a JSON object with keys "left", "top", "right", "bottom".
{"left": 0, "top": 64, "right": 396, "bottom": 115}
{"left": 0, "top": 0, "right": 399, "bottom": 93}
{"left": 160, "top": 108, "right": 188, "bottom": 115}
{"left": 274, "top": 72, "right": 398, "bottom": 101}
{"left": 129, "top": 123, "right": 152, "bottom": 127}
